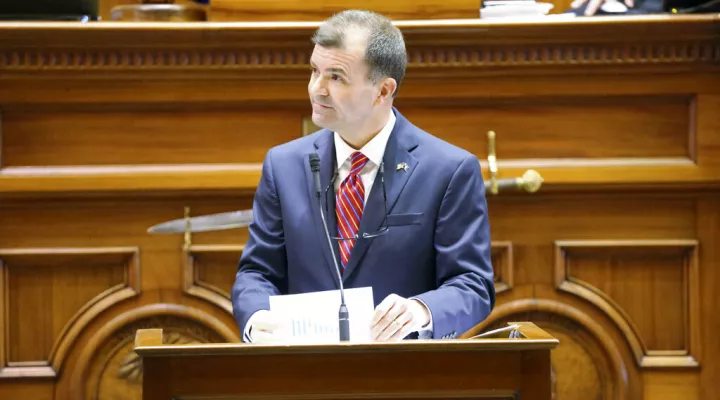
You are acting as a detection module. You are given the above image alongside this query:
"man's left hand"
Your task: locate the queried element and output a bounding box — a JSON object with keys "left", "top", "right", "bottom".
{"left": 370, "top": 294, "right": 431, "bottom": 341}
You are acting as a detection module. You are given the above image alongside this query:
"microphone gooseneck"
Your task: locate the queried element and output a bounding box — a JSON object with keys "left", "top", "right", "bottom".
{"left": 309, "top": 153, "right": 350, "bottom": 342}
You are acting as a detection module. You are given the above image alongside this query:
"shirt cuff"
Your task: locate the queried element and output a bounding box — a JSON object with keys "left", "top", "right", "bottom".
{"left": 243, "top": 311, "right": 261, "bottom": 343}
{"left": 409, "top": 297, "right": 433, "bottom": 336}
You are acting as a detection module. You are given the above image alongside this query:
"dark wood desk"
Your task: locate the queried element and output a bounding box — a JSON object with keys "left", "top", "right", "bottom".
{"left": 134, "top": 322, "right": 559, "bottom": 400}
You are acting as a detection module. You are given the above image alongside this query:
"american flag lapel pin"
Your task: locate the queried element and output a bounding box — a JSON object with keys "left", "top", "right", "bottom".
{"left": 396, "top": 162, "right": 409, "bottom": 172}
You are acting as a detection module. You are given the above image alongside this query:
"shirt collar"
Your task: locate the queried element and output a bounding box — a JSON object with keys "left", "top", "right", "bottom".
{"left": 334, "top": 109, "right": 396, "bottom": 169}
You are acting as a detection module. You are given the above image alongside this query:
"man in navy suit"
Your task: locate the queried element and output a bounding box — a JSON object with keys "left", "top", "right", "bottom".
{"left": 232, "top": 9, "right": 495, "bottom": 343}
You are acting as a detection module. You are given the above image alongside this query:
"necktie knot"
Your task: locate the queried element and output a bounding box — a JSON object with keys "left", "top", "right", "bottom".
{"left": 350, "top": 151, "right": 369, "bottom": 176}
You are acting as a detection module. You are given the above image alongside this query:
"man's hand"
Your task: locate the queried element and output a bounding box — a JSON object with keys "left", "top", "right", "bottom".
{"left": 370, "top": 294, "right": 431, "bottom": 341}
{"left": 571, "top": 0, "right": 633, "bottom": 15}
{"left": 247, "top": 310, "right": 291, "bottom": 343}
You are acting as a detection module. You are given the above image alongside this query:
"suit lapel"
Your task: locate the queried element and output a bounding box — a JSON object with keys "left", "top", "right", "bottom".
{"left": 342, "top": 110, "right": 419, "bottom": 282}
{"left": 306, "top": 130, "right": 343, "bottom": 289}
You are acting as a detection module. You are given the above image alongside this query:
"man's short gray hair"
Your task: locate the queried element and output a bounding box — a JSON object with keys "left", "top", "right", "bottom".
{"left": 311, "top": 10, "right": 407, "bottom": 97}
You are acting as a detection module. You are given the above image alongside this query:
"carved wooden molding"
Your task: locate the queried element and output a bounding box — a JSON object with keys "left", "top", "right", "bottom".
{"left": 464, "top": 298, "right": 629, "bottom": 400}
{"left": 491, "top": 241, "right": 513, "bottom": 294}
{"left": 554, "top": 239, "right": 700, "bottom": 369}
{"left": 183, "top": 244, "right": 244, "bottom": 315}
{"left": 0, "top": 247, "right": 140, "bottom": 379}
{"left": 69, "top": 303, "right": 240, "bottom": 400}
{"left": 1, "top": 42, "right": 717, "bottom": 74}
{"left": 1, "top": 16, "right": 717, "bottom": 77}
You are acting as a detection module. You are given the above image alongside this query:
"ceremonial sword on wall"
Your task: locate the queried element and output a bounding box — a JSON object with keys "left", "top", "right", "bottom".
{"left": 148, "top": 130, "right": 543, "bottom": 235}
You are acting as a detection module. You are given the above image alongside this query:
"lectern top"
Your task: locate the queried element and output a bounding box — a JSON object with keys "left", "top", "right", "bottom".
{"left": 134, "top": 321, "right": 558, "bottom": 358}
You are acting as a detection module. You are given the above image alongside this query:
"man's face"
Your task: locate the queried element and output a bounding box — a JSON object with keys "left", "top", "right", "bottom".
{"left": 308, "top": 31, "right": 380, "bottom": 138}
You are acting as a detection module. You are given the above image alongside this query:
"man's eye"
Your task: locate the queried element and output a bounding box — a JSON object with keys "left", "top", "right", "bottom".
{"left": 332, "top": 74, "right": 342, "bottom": 81}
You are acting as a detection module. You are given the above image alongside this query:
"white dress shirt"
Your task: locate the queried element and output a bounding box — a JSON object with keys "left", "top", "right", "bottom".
{"left": 333, "top": 109, "right": 395, "bottom": 199}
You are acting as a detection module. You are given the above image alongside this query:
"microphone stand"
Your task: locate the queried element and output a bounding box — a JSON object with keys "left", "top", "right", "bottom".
{"left": 317, "top": 194, "right": 351, "bottom": 342}
{"left": 310, "top": 154, "right": 350, "bottom": 342}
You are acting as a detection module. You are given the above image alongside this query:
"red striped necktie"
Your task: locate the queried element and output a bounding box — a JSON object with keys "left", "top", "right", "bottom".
{"left": 336, "top": 151, "right": 370, "bottom": 270}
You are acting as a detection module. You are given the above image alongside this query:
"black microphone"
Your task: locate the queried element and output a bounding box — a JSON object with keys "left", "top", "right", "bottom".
{"left": 309, "top": 153, "right": 350, "bottom": 342}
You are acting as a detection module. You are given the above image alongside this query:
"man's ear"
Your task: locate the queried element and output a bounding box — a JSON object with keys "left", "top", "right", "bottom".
{"left": 377, "top": 77, "right": 397, "bottom": 103}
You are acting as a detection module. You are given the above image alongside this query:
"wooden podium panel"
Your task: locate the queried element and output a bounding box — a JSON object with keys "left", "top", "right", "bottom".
{"left": 134, "top": 322, "right": 559, "bottom": 400}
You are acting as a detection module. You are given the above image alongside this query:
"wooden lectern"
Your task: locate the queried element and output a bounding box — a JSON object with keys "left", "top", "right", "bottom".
{"left": 134, "top": 322, "right": 558, "bottom": 400}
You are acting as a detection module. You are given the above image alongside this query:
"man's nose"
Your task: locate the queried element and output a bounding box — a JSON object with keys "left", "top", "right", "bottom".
{"left": 310, "top": 76, "right": 328, "bottom": 96}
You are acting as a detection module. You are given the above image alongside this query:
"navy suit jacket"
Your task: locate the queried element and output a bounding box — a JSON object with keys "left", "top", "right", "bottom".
{"left": 232, "top": 107, "right": 495, "bottom": 341}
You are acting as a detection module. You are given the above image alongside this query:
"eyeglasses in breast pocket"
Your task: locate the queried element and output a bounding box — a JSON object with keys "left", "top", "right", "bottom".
{"left": 386, "top": 212, "right": 423, "bottom": 227}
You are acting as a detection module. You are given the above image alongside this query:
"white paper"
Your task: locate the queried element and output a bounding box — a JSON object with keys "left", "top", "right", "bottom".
{"left": 269, "top": 286, "right": 375, "bottom": 344}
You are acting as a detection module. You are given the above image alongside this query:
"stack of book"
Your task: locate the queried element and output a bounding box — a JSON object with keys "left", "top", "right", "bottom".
{"left": 480, "top": 0, "right": 556, "bottom": 19}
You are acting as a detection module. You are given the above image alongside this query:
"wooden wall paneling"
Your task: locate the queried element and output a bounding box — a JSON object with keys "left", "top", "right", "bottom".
{"left": 184, "top": 244, "right": 244, "bottom": 315}
{"left": 0, "top": 259, "right": 6, "bottom": 380}
{"left": 1, "top": 106, "right": 305, "bottom": 167}
{"left": 697, "top": 196, "right": 720, "bottom": 400}
{"left": 0, "top": 17, "right": 717, "bottom": 197}
{"left": 471, "top": 191, "right": 710, "bottom": 399}
{"left": 184, "top": 242, "right": 513, "bottom": 311}
{"left": 696, "top": 95, "right": 720, "bottom": 166}
{"left": 465, "top": 298, "right": 632, "bottom": 400}
{"left": 0, "top": 78, "right": 715, "bottom": 195}
{"left": 402, "top": 96, "right": 692, "bottom": 160}
{"left": 0, "top": 109, "right": 4, "bottom": 168}
{"left": 68, "top": 303, "right": 240, "bottom": 400}
{"left": 0, "top": 196, "right": 247, "bottom": 399}
{"left": 0, "top": 381, "right": 54, "bottom": 400}
{"left": 488, "top": 194, "right": 697, "bottom": 287}
{"left": 0, "top": 16, "right": 717, "bottom": 400}
{"left": 554, "top": 240, "right": 700, "bottom": 368}
{"left": 491, "top": 241, "right": 513, "bottom": 294}
{"left": 0, "top": 247, "right": 140, "bottom": 378}
{"left": 643, "top": 371, "right": 700, "bottom": 400}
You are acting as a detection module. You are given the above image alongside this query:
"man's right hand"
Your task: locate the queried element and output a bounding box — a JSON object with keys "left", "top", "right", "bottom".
{"left": 247, "top": 310, "right": 291, "bottom": 343}
{"left": 571, "top": 0, "right": 633, "bottom": 15}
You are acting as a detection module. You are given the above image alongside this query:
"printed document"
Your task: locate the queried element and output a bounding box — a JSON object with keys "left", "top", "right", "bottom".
{"left": 269, "top": 286, "right": 375, "bottom": 344}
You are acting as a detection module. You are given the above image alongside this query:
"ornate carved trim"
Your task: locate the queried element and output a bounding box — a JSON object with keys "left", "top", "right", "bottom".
{"left": 491, "top": 241, "right": 513, "bottom": 294}
{"left": 1, "top": 17, "right": 716, "bottom": 81}
{"left": 1, "top": 42, "right": 717, "bottom": 73}
{"left": 463, "top": 298, "right": 629, "bottom": 400}
{"left": 160, "top": 391, "right": 520, "bottom": 399}
{"left": 0, "top": 247, "right": 141, "bottom": 379}
{"left": 69, "top": 303, "right": 240, "bottom": 400}
{"left": 554, "top": 239, "right": 700, "bottom": 369}
{"left": 0, "top": 48, "right": 311, "bottom": 70}
{"left": 183, "top": 244, "right": 244, "bottom": 316}
{"left": 409, "top": 42, "right": 719, "bottom": 68}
